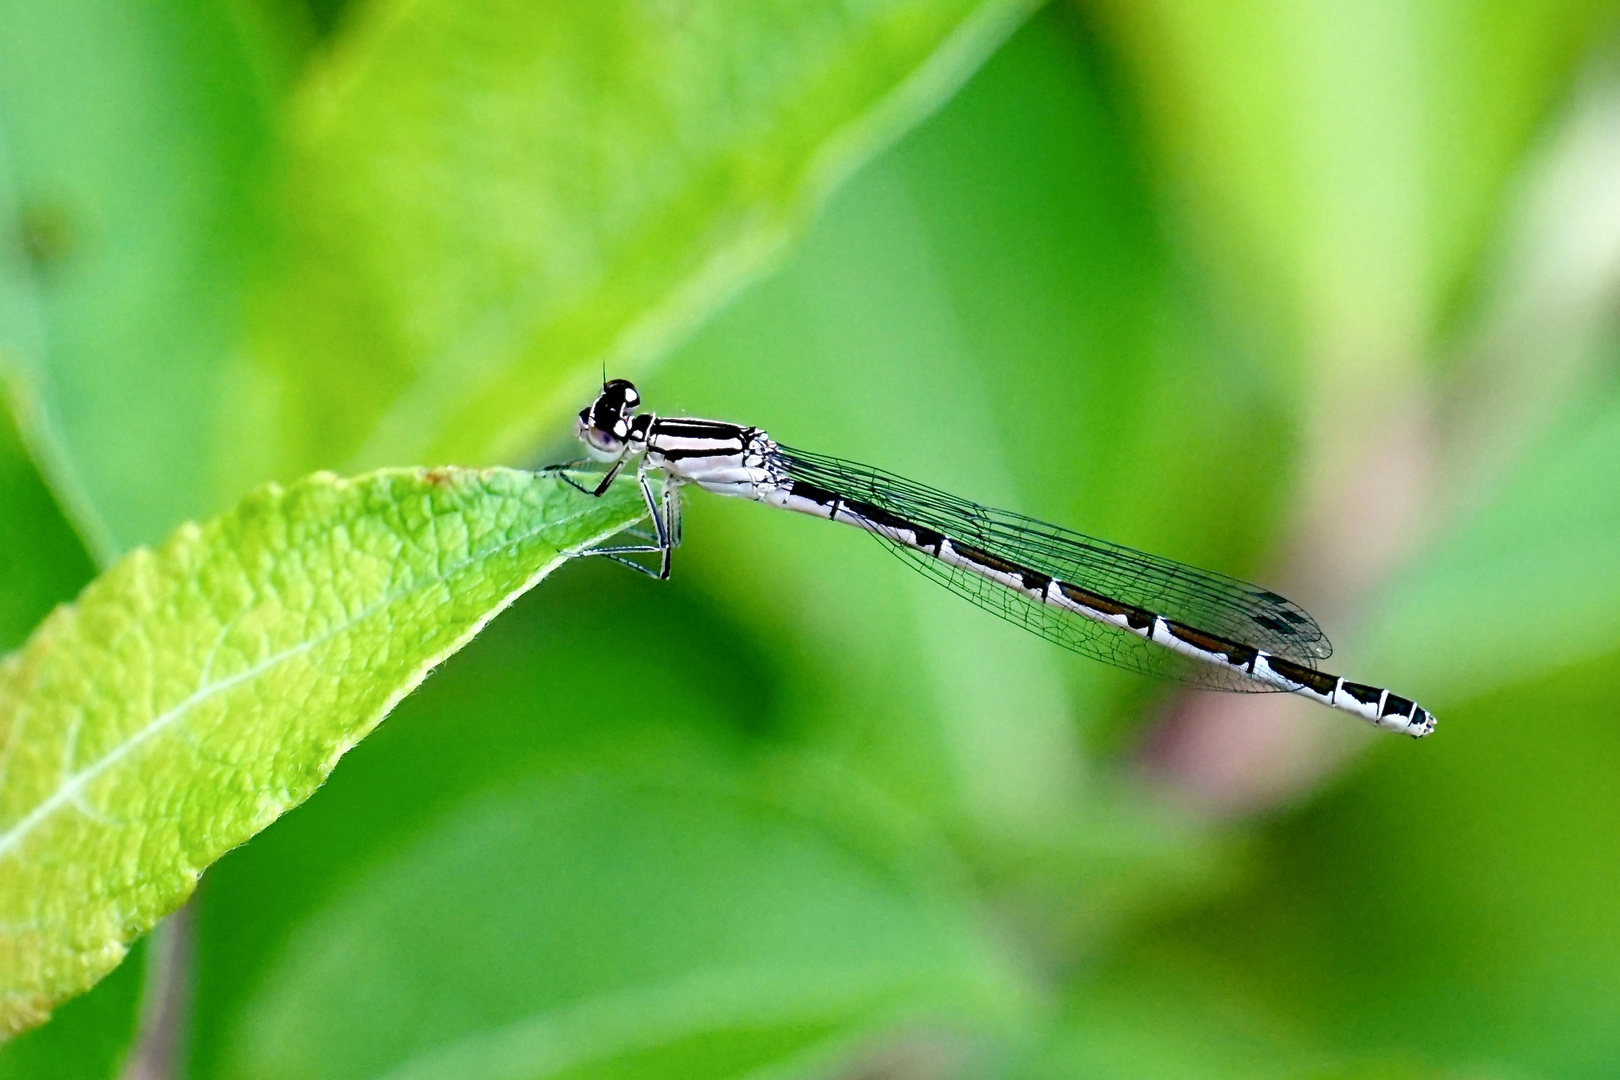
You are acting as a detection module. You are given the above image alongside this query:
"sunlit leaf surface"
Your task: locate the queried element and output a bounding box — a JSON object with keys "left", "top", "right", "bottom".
{"left": 0, "top": 469, "right": 641, "bottom": 1033}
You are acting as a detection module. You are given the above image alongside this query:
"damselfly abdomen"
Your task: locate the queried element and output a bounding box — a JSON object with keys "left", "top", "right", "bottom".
{"left": 550, "top": 379, "right": 1435, "bottom": 738}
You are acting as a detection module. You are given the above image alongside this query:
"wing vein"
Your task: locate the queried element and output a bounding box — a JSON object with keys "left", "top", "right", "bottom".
{"left": 776, "top": 444, "right": 1330, "bottom": 691}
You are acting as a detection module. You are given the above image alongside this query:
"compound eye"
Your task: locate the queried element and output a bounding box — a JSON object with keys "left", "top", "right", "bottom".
{"left": 585, "top": 427, "right": 622, "bottom": 453}
{"left": 602, "top": 378, "right": 639, "bottom": 409}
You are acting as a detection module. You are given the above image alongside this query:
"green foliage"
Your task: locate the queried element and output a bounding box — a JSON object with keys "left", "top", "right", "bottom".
{"left": 0, "top": 469, "right": 642, "bottom": 1033}
{"left": 0, "top": 403, "right": 92, "bottom": 653}
{"left": 241, "top": 0, "right": 1044, "bottom": 496}
{"left": 1096, "top": 640, "right": 1620, "bottom": 1080}
{"left": 1, "top": 0, "right": 1619, "bottom": 1077}
{"left": 1089, "top": 0, "right": 1610, "bottom": 343}
{"left": 218, "top": 771, "right": 1027, "bottom": 1080}
{"left": 1, "top": 0, "right": 1041, "bottom": 555}
{"left": 0, "top": 405, "right": 143, "bottom": 1079}
{"left": 0, "top": 0, "right": 274, "bottom": 561}
{"left": 191, "top": 560, "right": 1041, "bottom": 1080}
{"left": 649, "top": 15, "right": 1294, "bottom": 796}
{"left": 0, "top": 939, "right": 145, "bottom": 1080}
{"left": 1362, "top": 372, "right": 1620, "bottom": 701}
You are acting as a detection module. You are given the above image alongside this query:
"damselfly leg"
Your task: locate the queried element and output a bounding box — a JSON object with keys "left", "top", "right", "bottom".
{"left": 543, "top": 460, "right": 681, "bottom": 579}
{"left": 543, "top": 458, "right": 626, "bottom": 499}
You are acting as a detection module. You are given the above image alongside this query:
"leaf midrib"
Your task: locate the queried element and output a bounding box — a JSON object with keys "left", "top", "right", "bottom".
{"left": 0, "top": 492, "right": 616, "bottom": 864}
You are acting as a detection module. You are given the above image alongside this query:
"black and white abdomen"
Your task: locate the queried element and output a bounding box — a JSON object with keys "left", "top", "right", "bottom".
{"left": 564, "top": 379, "right": 1435, "bottom": 739}
{"left": 754, "top": 452, "right": 1436, "bottom": 738}
{"left": 646, "top": 419, "right": 785, "bottom": 499}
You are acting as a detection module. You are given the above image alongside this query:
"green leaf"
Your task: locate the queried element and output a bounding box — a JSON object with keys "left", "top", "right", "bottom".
{"left": 1358, "top": 370, "right": 1620, "bottom": 705}
{"left": 1007, "top": 964, "right": 1315, "bottom": 1080}
{"left": 233, "top": 0, "right": 1042, "bottom": 496}
{"left": 210, "top": 769, "right": 1031, "bottom": 1080}
{"left": 187, "top": 560, "right": 775, "bottom": 1072}
{"left": 0, "top": 468, "right": 643, "bottom": 1035}
{"left": 0, "top": 391, "right": 94, "bottom": 656}
{"left": 0, "top": 0, "right": 276, "bottom": 557}
{"left": 0, "top": 939, "right": 144, "bottom": 1079}
{"left": 1009, "top": 958, "right": 1461, "bottom": 1080}
{"left": 1088, "top": 0, "right": 1612, "bottom": 343}
{"left": 190, "top": 558, "right": 1029, "bottom": 1080}
{"left": 1102, "top": 648, "right": 1620, "bottom": 1077}
{"left": 0, "top": 398, "right": 135, "bottom": 1080}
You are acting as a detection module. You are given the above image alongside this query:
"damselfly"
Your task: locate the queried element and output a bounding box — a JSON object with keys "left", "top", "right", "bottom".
{"left": 549, "top": 379, "right": 1435, "bottom": 738}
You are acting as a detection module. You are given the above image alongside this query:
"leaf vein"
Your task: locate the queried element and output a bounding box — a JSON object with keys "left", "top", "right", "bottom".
{"left": 0, "top": 490, "right": 620, "bottom": 863}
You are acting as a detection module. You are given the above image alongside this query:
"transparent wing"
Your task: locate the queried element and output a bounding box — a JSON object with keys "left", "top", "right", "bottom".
{"left": 778, "top": 445, "right": 1329, "bottom": 691}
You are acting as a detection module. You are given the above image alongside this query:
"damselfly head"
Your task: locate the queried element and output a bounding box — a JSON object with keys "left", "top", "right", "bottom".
{"left": 576, "top": 378, "right": 643, "bottom": 460}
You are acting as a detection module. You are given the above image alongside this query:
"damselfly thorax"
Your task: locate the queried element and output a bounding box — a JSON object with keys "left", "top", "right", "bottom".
{"left": 551, "top": 379, "right": 1435, "bottom": 738}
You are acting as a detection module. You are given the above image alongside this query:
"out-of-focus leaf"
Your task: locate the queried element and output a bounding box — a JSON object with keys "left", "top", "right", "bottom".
{"left": 1007, "top": 964, "right": 1313, "bottom": 1080}
{"left": 649, "top": 161, "right": 1083, "bottom": 833}
{"left": 1358, "top": 367, "right": 1620, "bottom": 704}
{"left": 188, "top": 558, "right": 794, "bottom": 1073}
{"left": 0, "top": 0, "right": 275, "bottom": 557}
{"left": 0, "top": 468, "right": 642, "bottom": 1034}
{"left": 1112, "top": 648, "right": 1620, "bottom": 1077}
{"left": 232, "top": 0, "right": 1043, "bottom": 497}
{"left": 190, "top": 563, "right": 1031, "bottom": 1080}
{"left": 213, "top": 771, "right": 1030, "bottom": 1080}
{"left": 886, "top": 7, "right": 1294, "bottom": 746}
{"left": 0, "top": 396, "right": 93, "bottom": 654}
{"left": 1008, "top": 958, "right": 1468, "bottom": 1080}
{"left": 1086, "top": 0, "right": 1611, "bottom": 345}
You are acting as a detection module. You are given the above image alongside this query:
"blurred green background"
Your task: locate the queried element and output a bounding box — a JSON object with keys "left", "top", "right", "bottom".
{"left": 4, "top": 0, "right": 1620, "bottom": 1077}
